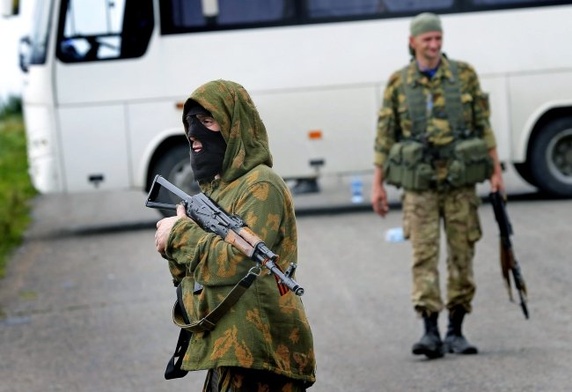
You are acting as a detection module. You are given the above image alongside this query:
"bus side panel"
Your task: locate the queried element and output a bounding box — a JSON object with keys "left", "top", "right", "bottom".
{"left": 508, "top": 70, "right": 572, "bottom": 162}
{"left": 127, "top": 100, "right": 183, "bottom": 188}
{"left": 57, "top": 105, "right": 130, "bottom": 191}
{"left": 24, "top": 104, "right": 64, "bottom": 193}
{"left": 252, "top": 85, "right": 379, "bottom": 178}
{"left": 480, "top": 76, "right": 511, "bottom": 162}
{"left": 128, "top": 85, "right": 379, "bottom": 187}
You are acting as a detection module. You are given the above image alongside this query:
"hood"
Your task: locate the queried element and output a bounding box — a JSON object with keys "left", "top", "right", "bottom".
{"left": 182, "top": 80, "right": 273, "bottom": 183}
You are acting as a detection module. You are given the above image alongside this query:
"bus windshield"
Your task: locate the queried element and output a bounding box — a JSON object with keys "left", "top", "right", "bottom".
{"left": 56, "top": 0, "right": 153, "bottom": 63}
{"left": 23, "top": 0, "right": 53, "bottom": 69}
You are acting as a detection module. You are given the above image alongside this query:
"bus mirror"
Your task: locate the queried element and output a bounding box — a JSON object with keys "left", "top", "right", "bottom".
{"left": 201, "top": 0, "right": 219, "bottom": 17}
{"left": 1, "top": 0, "right": 19, "bottom": 17}
{"left": 18, "top": 36, "right": 30, "bottom": 73}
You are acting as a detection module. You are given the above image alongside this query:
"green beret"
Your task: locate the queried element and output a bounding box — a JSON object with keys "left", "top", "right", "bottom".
{"left": 410, "top": 12, "right": 442, "bottom": 37}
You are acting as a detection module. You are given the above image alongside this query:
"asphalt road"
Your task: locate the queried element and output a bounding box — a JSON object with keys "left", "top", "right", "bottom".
{"left": 1, "top": 167, "right": 571, "bottom": 392}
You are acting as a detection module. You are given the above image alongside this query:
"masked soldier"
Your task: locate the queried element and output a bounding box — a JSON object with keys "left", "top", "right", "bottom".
{"left": 155, "top": 80, "right": 316, "bottom": 389}
{"left": 371, "top": 13, "right": 505, "bottom": 358}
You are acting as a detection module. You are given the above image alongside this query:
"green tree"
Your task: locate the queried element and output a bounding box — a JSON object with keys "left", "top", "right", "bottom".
{"left": 0, "top": 96, "right": 36, "bottom": 278}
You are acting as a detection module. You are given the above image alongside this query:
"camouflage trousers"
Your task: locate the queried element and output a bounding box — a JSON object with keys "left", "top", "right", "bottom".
{"left": 203, "top": 367, "right": 308, "bottom": 392}
{"left": 402, "top": 185, "right": 482, "bottom": 316}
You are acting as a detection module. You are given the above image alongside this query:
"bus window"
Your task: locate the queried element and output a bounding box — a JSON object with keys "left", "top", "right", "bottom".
{"left": 381, "top": 0, "right": 454, "bottom": 13}
{"left": 217, "top": 0, "right": 292, "bottom": 25}
{"left": 161, "top": 0, "right": 294, "bottom": 32}
{"left": 57, "top": 0, "right": 153, "bottom": 63}
{"left": 306, "top": 0, "right": 386, "bottom": 17}
{"left": 472, "top": 0, "right": 555, "bottom": 5}
{"left": 306, "top": 0, "right": 455, "bottom": 19}
{"left": 170, "top": 0, "right": 206, "bottom": 28}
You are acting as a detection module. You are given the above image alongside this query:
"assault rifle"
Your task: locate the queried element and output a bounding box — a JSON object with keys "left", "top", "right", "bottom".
{"left": 489, "top": 191, "right": 529, "bottom": 319}
{"left": 145, "top": 175, "right": 304, "bottom": 296}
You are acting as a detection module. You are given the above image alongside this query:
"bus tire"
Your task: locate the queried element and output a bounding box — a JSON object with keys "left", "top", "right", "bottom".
{"left": 151, "top": 144, "right": 199, "bottom": 217}
{"left": 513, "top": 162, "right": 538, "bottom": 188}
{"left": 529, "top": 117, "right": 572, "bottom": 197}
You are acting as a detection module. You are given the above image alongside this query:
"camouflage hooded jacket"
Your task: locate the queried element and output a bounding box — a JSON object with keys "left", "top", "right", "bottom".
{"left": 374, "top": 56, "right": 497, "bottom": 168}
{"left": 163, "top": 80, "right": 316, "bottom": 384}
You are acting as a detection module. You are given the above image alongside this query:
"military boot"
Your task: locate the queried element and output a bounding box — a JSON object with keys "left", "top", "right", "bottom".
{"left": 412, "top": 312, "right": 444, "bottom": 359}
{"left": 443, "top": 306, "right": 478, "bottom": 354}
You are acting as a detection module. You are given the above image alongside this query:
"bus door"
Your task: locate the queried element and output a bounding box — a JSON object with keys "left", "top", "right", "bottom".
{"left": 54, "top": 0, "right": 153, "bottom": 191}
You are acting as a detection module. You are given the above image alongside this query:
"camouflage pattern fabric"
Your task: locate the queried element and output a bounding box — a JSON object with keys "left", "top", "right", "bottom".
{"left": 203, "top": 366, "right": 309, "bottom": 392}
{"left": 402, "top": 186, "right": 481, "bottom": 315}
{"left": 164, "top": 80, "right": 316, "bottom": 385}
{"left": 374, "top": 56, "right": 497, "bottom": 168}
{"left": 375, "top": 56, "right": 494, "bottom": 316}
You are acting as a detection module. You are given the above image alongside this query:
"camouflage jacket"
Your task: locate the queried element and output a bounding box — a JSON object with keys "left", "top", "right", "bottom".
{"left": 374, "top": 56, "right": 497, "bottom": 168}
{"left": 164, "top": 80, "right": 316, "bottom": 384}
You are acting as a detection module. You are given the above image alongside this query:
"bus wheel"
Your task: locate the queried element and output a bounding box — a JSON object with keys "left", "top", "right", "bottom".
{"left": 151, "top": 144, "right": 200, "bottom": 216}
{"left": 513, "top": 162, "right": 538, "bottom": 188}
{"left": 529, "top": 117, "right": 572, "bottom": 197}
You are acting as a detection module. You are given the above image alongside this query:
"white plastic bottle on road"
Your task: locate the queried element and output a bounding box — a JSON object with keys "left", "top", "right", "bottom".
{"left": 385, "top": 227, "right": 405, "bottom": 243}
{"left": 350, "top": 176, "right": 364, "bottom": 204}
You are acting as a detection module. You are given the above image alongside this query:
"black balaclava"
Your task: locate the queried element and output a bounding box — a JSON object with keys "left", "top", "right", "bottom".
{"left": 186, "top": 110, "right": 227, "bottom": 182}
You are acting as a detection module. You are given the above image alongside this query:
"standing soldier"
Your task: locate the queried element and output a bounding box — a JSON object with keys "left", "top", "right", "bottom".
{"left": 154, "top": 80, "right": 316, "bottom": 389}
{"left": 371, "top": 12, "right": 504, "bottom": 359}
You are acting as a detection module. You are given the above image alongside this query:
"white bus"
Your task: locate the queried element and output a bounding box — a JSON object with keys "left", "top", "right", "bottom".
{"left": 4, "top": 0, "right": 572, "bottom": 199}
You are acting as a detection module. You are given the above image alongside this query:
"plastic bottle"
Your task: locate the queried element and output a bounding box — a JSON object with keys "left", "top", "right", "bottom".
{"left": 350, "top": 176, "right": 364, "bottom": 203}
{"left": 385, "top": 227, "right": 405, "bottom": 243}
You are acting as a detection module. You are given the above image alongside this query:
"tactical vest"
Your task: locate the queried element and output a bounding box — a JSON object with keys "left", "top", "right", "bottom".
{"left": 383, "top": 60, "right": 493, "bottom": 191}
{"left": 404, "top": 60, "right": 465, "bottom": 141}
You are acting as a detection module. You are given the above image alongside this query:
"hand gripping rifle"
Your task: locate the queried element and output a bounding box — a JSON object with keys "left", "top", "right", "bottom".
{"left": 489, "top": 191, "right": 529, "bottom": 319}
{"left": 146, "top": 175, "right": 304, "bottom": 296}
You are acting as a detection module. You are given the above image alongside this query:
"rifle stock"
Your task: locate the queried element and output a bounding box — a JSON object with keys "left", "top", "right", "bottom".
{"left": 489, "top": 191, "right": 529, "bottom": 319}
{"left": 146, "top": 175, "right": 304, "bottom": 296}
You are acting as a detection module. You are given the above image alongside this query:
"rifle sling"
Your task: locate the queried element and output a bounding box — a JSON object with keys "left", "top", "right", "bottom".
{"left": 164, "top": 268, "right": 258, "bottom": 380}
{"left": 172, "top": 270, "right": 258, "bottom": 333}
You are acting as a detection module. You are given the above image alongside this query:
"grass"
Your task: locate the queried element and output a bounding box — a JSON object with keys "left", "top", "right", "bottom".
{"left": 0, "top": 113, "right": 37, "bottom": 278}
